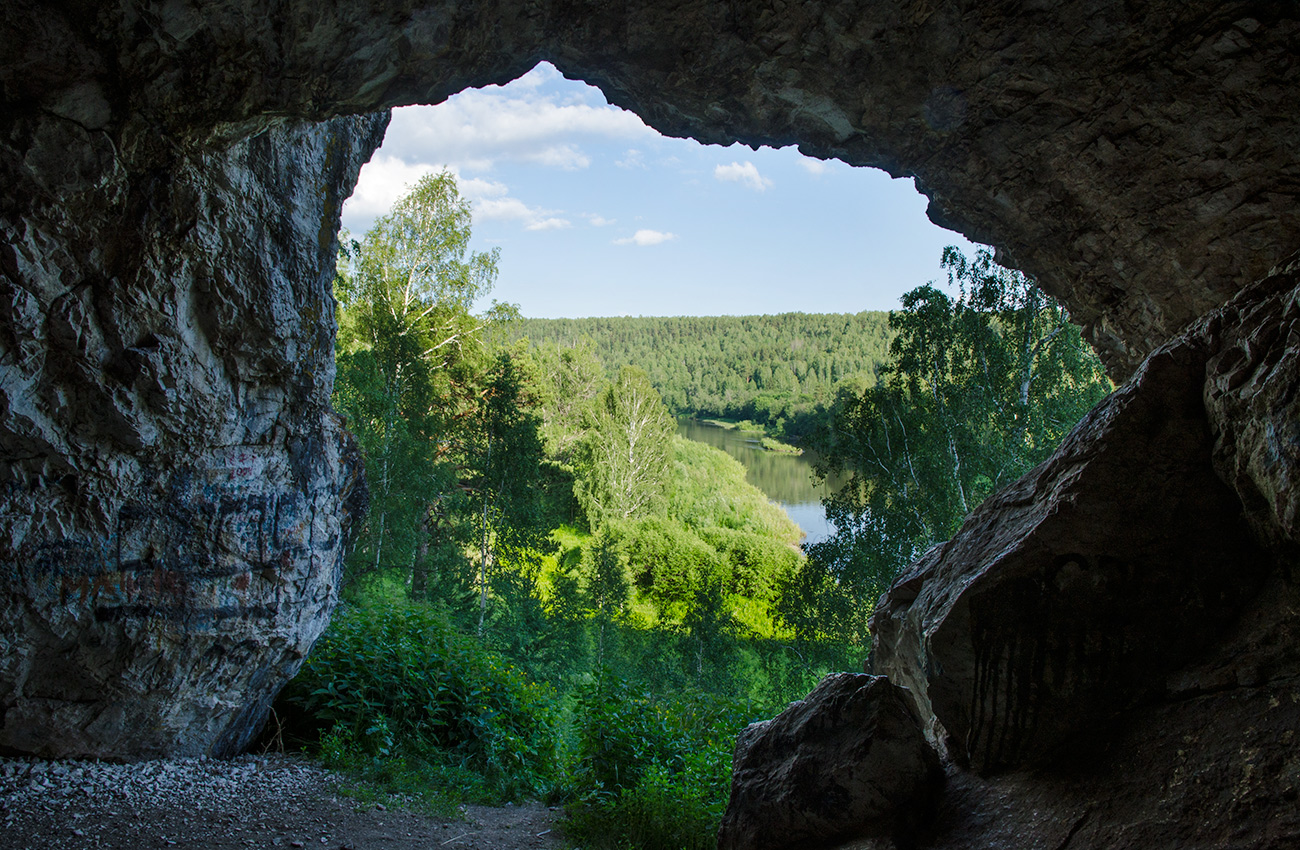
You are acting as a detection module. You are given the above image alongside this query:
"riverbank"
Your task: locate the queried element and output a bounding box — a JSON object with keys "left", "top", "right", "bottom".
{"left": 676, "top": 418, "right": 835, "bottom": 545}
{"left": 684, "top": 418, "right": 803, "bottom": 454}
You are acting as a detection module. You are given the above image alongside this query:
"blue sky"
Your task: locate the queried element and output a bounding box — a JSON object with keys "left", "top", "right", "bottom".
{"left": 340, "top": 63, "right": 978, "bottom": 319}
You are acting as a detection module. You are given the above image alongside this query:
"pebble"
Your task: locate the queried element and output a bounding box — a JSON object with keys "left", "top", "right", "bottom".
{"left": 0, "top": 752, "right": 328, "bottom": 844}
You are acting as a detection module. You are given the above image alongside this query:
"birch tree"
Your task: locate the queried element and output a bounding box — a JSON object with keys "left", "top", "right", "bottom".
{"left": 782, "top": 248, "right": 1111, "bottom": 642}
{"left": 333, "top": 170, "right": 508, "bottom": 585}
{"left": 574, "top": 366, "right": 675, "bottom": 529}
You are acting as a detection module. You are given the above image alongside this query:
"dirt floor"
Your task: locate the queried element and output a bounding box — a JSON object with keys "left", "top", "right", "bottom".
{"left": 0, "top": 754, "right": 571, "bottom": 850}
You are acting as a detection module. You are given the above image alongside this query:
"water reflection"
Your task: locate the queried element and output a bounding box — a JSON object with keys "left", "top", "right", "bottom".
{"left": 675, "top": 419, "right": 841, "bottom": 545}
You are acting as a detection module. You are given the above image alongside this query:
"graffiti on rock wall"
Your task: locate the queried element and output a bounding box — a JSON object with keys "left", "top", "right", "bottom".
{"left": 28, "top": 448, "right": 324, "bottom": 624}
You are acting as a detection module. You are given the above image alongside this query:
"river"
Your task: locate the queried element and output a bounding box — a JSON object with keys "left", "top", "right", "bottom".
{"left": 675, "top": 419, "right": 841, "bottom": 546}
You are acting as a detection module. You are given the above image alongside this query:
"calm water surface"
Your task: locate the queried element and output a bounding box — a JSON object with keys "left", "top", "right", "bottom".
{"left": 675, "top": 419, "right": 842, "bottom": 546}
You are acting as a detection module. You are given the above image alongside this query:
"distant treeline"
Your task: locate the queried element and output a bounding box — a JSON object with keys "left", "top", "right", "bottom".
{"left": 510, "top": 312, "right": 893, "bottom": 439}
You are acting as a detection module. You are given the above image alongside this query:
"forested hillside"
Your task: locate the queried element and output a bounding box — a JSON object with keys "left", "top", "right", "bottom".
{"left": 510, "top": 313, "right": 893, "bottom": 437}
{"left": 285, "top": 172, "right": 843, "bottom": 850}
{"left": 287, "top": 172, "right": 1110, "bottom": 850}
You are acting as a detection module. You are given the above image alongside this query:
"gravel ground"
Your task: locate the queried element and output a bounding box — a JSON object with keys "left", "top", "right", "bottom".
{"left": 0, "top": 755, "right": 568, "bottom": 850}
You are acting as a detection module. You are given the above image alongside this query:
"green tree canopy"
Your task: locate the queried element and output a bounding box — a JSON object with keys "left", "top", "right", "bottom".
{"left": 333, "top": 170, "right": 515, "bottom": 589}
{"left": 574, "top": 366, "right": 676, "bottom": 529}
{"left": 510, "top": 311, "right": 895, "bottom": 440}
{"left": 527, "top": 338, "right": 608, "bottom": 466}
{"left": 783, "top": 247, "right": 1112, "bottom": 645}
{"left": 462, "top": 347, "right": 555, "bottom": 632}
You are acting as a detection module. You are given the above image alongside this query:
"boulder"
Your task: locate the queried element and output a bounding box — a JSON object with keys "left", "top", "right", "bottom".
{"left": 718, "top": 673, "right": 941, "bottom": 850}
{"left": 1204, "top": 252, "right": 1300, "bottom": 559}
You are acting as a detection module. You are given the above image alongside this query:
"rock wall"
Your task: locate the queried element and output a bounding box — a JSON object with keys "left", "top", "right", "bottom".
{"left": 6, "top": 2, "right": 1299, "bottom": 375}
{"left": 723, "top": 255, "right": 1300, "bottom": 850}
{"left": 0, "top": 109, "right": 383, "bottom": 757}
{"left": 864, "top": 255, "right": 1300, "bottom": 848}
{"left": 870, "top": 305, "right": 1273, "bottom": 772}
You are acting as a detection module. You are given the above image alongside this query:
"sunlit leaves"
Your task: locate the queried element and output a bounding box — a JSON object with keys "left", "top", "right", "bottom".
{"left": 573, "top": 366, "right": 675, "bottom": 528}
{"left": 333, "top": 170, "right": 512, "bottom": 582}
{"left": 786, "top": 247, "right": 1112, "bottom": 644}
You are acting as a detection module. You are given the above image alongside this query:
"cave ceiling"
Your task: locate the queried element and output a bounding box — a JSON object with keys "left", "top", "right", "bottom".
{"left": 5, "top": 1, "right": 1299, "bottom": 373}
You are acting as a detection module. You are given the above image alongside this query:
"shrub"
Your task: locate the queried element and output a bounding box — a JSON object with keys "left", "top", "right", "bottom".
{"left": 279, "top": 598, "right": 558, "bottom": 801}
{"left": 562, "top": 675, "right": 752, "bottom": 850}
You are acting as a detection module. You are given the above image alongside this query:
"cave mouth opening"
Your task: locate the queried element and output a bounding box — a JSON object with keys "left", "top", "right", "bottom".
{"left": 339, "top": 61, "right": 980, "bottom": 322}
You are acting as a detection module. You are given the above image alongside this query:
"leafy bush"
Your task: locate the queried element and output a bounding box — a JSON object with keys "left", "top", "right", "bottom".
{"left": 279, "top": 599, "right": 557, "bottom": 801}
{"left": 562, "top": 675, "right": 752, "bottom": 850}
{"left": 608, "top": 517, "right": 719, "bottom": 617}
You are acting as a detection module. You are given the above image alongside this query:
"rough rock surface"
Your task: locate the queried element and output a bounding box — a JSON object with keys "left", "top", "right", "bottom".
{"left": 880, "top": 570, "right": 1300, "bottom": 850}
{"left": 717, "top": 674, "right": 941, "bottom": 850}
{"left": 1204, "top": 252, "right": 1300, "bottom": 560}
{"left": 0, "top": 3, "right": 1296, "bottom": 831}
{"left": 0, "top": 112, "right": 383, "bottom": 757}
{"left": 871, "top": 316, "right": 1271, "bottom": 771}
{"left": 4, "top": 2, "right": 1299, "bottom": 375}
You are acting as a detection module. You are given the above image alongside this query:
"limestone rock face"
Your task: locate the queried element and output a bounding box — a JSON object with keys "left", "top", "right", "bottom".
{"left": 871, "top": 325, "right": 1270, "bottom": 771}
{"left": 717, "top": 674, "right": 941, "bottom": 850}
{"left": 0, "top": 112, "right": 384, "bottom": 757}
{"left": 1204, "top": 253, "right": 1300, "bottom": 559}
{"left": 1, "top": 0, "right": 1298, "bottom": 804}
{"left": 896, "top": 572, "right": 1300, "bottom": 850}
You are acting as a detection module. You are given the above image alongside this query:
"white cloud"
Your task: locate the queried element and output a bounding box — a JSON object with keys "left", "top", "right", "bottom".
{"left": 458, "top": 176, "right": 510, "bottom": 199}
{"left": 510, "top": 63, "right": 556, "bottom": 90}
{"left": 529, "top": 144, "right": 591, "bottom": 170}
{"left": 615, "top": 229, "right": 676, "bottom": 246}
{"left": 469, "top": 192, "right": 570, "bottom": 231}
{"left": 526, "top": 217, "right": 572, "bottom": 231}
{"left": 340, "top": 154, "right": 439, "bottom": 224}
{"left": 714, "top": 160, "right": 773, "bottom": 191}
{"left": 586, "top": 215, "right": 615, "bottom": 227}
{"left": 378, "top": 63, "right": 654, "bottom": 174}
{"left": 615, "top": 148, "right": 647, "bottom": 169}
{"left": 341, "top": 64, "right": 655, "bottom": 234}
{"left": 343, "top": 161, "right": 569, "bottom": 233}
{"left": 799, "top": 156, "right": 830, "bottom": 176}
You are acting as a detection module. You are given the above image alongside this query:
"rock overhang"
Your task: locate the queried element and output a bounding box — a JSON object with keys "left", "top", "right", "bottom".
{"left": 8, "top": 2, "right": 1299, "bottom": 374}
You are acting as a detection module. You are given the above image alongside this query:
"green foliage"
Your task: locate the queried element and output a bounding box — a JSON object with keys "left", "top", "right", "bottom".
{"left": 333, "top": 171, "right": 566, "bottom": 648}
{"left": 460, "top": 347, "right": 556, "bottom": 632}
{"left": 512, "top": 312, "right": 894, "bottom": 440}
{"left": 562, "top": 677, "right": 751, "bottom": 850}
{"left": 281, "top": 599, "right": 558, "bottom": 801}
{"left": 759, "top": 436, "right": 802, "bottom": 454}
{"left": 528, "top": 339, "right": 608, "bottom": 466}
{"left": 667, "top": 436, "right": 801, "bottom": 545}
{"left": 312, "top": 164, "right": 878, "bottom": 849}
{"left": 788, "top": 247, "right": 1113, "bottom": 644}
{"left": 573, "top": 366, "right": 676, "bottom": 528}
{"left": 334, "top": 170, "right": 514, "bottom": 588}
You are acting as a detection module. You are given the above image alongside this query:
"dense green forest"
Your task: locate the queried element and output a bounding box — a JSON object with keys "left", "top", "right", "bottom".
{"left": 276, "top": 171, "right": 1113, "bottom": 849}
{"left": 510, "top": 312, "right": 893, "bottom": 439}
